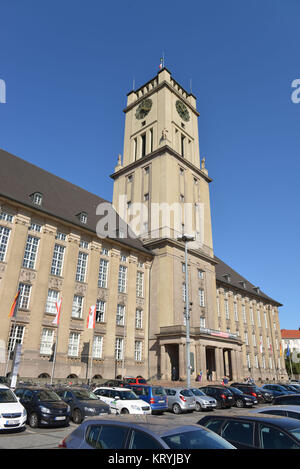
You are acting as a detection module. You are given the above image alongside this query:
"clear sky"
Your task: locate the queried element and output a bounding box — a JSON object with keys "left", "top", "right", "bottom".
{"left": 0, "top": 0, "right": 299, "bottom": 329}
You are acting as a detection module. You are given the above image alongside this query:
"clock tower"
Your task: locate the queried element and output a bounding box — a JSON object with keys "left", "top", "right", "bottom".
{"left": 111, "top": 68, "right": 219, "bottom": 381}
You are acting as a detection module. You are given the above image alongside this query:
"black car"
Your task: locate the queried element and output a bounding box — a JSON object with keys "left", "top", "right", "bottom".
{"left": 273, "top": 394, "right": 300, "bottom": 406}
{"left": 14, "top": 386, "right": 71, "bottom": 428}
{"left": 198, "top": 413, "right": 300, "bottom": 449}
{"left": 256, "top": 387, "right": 274, "bottom": 404}
{"left": 226, "top": 386, "right": 257, "bottom": 408}
{"left": 102, "top": 379, "right": 127, "bottom": 388}
{"left": 55, "top": 386, "right": 110, "bottom": 424}
{"left": 200, "top": 386, "right": 234, "bottom": 409}
{"left": 230, "top": 383, "right": 265, "bottom": 403}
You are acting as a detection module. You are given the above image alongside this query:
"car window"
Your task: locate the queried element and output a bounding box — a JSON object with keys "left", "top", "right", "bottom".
{"left": 73, "top": 389, "right": 99, "bottom": 400}
{"left": 128, "top": 430, "right": 163, "bottom": 449}
{"left": 162, "top": 429, "right": 235, "bottom": 449}
{"left": 86, "top": 425, "right": 128, "bottom": 449}
{"left": 23, "top": 390, "right": 34, "bottom": 402}
{"left": 222, "top": 420, "right": 254, "bottom": 446}
{"left": 36, "top": 390, "right": 61, "bottom": 402}
{"left": 152, "top": 387, "right": 166, "bottom": 396}
{"left": 131, "top": 387, "right": 149, "bottom": 396}
{"left": 202, "top": 419, "right": 224, "bottom": 434}
{"left": 259, "top": 424, "right": 300, "bottom": 449}
{"left": 15, "top": 389, "right": 24, "bottom": 399}
{"left": 180, "top": 390, "right": 194, "bottom": 397}
{"left": 287, "top": 411, "right": 300, "bottom": 421}
{"left": 0, "top": 388, "right": 18, "bottom": 403}
{"left": 261, "top": 409, "right": 285, "bottom": 416}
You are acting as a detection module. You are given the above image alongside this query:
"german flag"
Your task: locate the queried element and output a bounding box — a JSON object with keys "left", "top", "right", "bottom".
{"left": 9, "top": 289, "right": 20, "bottom": 318}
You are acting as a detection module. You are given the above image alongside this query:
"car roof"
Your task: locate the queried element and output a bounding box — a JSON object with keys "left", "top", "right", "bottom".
{"left": 94, "top": 386, "right": 132, "bottom": 391}
{"left": 71, "top": 415, "right": 207, "bottom": 437}
{"left": 251, "top": 405, "right": 300, "bottom": 413}
{"left": 199, "top": 412, "right": 300, "bottom": 430}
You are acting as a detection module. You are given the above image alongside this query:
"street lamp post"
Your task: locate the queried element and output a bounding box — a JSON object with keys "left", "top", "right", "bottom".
{"left": 178, "top": 234, "right": 195, "bottom": 388}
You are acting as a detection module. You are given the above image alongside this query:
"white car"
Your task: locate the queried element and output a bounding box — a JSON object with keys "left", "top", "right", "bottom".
{"left": 0, "top": 384, "right": 27, "bottom": 430}
{"left": 93, "top": 387, "right": 151, "bottom": 415}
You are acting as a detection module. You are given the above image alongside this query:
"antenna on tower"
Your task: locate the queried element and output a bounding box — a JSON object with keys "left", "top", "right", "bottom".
{"left": 190, "top": 78, "right": 192, "bottom": 94}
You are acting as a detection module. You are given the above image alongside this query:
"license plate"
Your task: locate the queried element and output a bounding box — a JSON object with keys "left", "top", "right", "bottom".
{"left": 55, "top": 416, "right": 66, "bottom": 421}
{"left": 228, "top": 396, "right": 233, "bottom": 399}
{"left": 158, "top": 400, "right": 165, "bottom": 403}
{"left": 6, "top": 420, "right": 19, "bottom": 425}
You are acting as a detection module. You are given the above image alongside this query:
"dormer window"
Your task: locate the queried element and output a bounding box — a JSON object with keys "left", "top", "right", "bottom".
{"left": 223, "top": 273, "right": 231, "bottom": 283}
{"left": 253, "top": 286, "right": 260, "bottom": 294}
{"left": 77, "top": 211, "right": 88, "bottom": 224}
{"left": 239, "top": 281, "right": 246, "bottom": 289}
{"left": 31, "top": 192, "right": 43, "bottom": 206}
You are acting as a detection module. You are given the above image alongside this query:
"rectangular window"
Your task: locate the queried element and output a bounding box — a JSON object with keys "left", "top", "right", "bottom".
{"left": 7, "top": 324, "right": 25, "bottom": 354}
{"left": 98, "top": 259, "right": 109, "bottom": 288}
{"left": 198, "top": 269, "right": 204, "bottom": 279}
{"left": 250, "top": 307, "right": 254, "bottom": 325}
{"left": 22, "top": 235, "right": 39, "bottom": 269}
{"left": 264, "top": 311, "right": 268, "bottom": 329}
{"left": 181, "top": 134, "right": 185, "bottom": 157}
{"left": 0, "top": 226, "right": 10, "bottom": 262}
{"left": 246, "top": 353, "right": 251, "bottom": 369}
{"left": 199, "top": 288, "right": 205, "bottom": 307}
{"left": 76, "top": 251, "right": 88, "bottom": 282}
{"left": 242, "top": 305, "right": 246, "bottom": 324}
{"left": 96, "top": 300, "right": 105, "bottom": 323}
{"left": 55, "top": 231, "right": 66, "bottom": 241}
{"left": 68, "top": 332, "right": 80, "bottom": 357}
{"left": 0, "top": 211, "right": 13, "bottom": 222}
{"left": 116, "top": 304, "right": 125, "bottom": 326}
{"left": 257, "top": 308, "right": 261, "bottom": 327}
{"left": 134, "top": 138, "right": 137, "bottom": 161}
{"left": 51, "top": 244, "right": 65, "bottom": 276}
{"left": 135, "top": 341, "right": 142, "bottom": 361}
{"left": 135, "top": 309, "right": 143, "bottom": 329}
{"left": 244, "top": 331, "right": 248, "bottom": 345}
{"left": 141, "top": 133, "right": 146, "bottom": 157}
{"left": 252, "top": 333, "right": 256, "bottom": 346}
{"left": 224, "top": 298, "right": 229, "bottom": 319}
{"left": 101, "top": 247, "right": 109, "bottom": 256}
{"left": 29, "top": 222, "right": 42, "bottom": 232}
{"left": 254, "top": 355, "right": 259, "bottom": 368}
{"left": 118, "top": 265, "right": 127, "bottom": 293}
{"left": 40, "top": 328, "right": 54, "bottom": 355}
{"left": 18, "top": 283, "right": 31, "bottom": 309}
{"left": 92, "top": 335, "right": 103, "bottom": 359}
{"left": 136, "top": 271, "right": 144, "bottom": 298}
{"left": 72, "top": 295, "right": 84, "bottom": 319}
{"left": 80, "top": 240, "right": 89, "bottom": 249}
{"left": 200, "top": 316, "right": 206, "bottom": 328}
{"left": 45, "top": 289, "right": 59, "bottom": 314}
{"left": 115, "top": 338, "right": 123, "bottom": 360}
{"left": 150, "top": 128, "right": 153, "bottom": 153}
{"left": 234, "top": 302, "right": 238, "bottom": 321}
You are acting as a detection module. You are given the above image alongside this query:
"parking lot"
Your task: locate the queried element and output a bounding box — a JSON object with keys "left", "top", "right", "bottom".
{"left": 0, "top": 403, "right": 271, "bottom": 449}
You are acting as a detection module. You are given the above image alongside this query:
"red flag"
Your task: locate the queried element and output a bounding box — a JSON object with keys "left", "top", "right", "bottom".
{"left": 87, "top": 305, "right": 96, "bottom": 329}
{"left": 9, "top": 290, "right": 20, "bottom": 318}
{"left": 52, "top": 298, "right": 62, "bottom": 326}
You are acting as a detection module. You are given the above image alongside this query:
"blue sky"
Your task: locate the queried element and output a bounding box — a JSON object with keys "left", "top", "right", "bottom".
{"left": 0, "top": 0, "right": 299, "bottom": 329}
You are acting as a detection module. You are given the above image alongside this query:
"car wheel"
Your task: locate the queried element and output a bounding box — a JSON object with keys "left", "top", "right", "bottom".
{"left": 172, "top": 403, "right": 182, "bottom": 414}
{"left": 72, "top": 409, "right": 83, "bottom": 424}
{"left": 236, "top": 399, "right": 244, "bottom": 408}
{"left": 29, "top": 412, "right": 39, "bottom": 428}
{"left": 195, "top": 402, "right": 202, "bottom": 412}
{"left": 121, "top": 408, "right": 129, "bottom": 414}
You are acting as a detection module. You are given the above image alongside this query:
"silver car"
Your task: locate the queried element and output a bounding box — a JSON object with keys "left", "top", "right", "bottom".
{"left": 190, "top": 388, "right": 217, "bottom": 411}
{"left": 164, "top": 387, "right": 196, "bottom": 414}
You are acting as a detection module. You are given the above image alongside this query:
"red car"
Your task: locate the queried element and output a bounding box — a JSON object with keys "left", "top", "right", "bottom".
{"left": 123, "top": 377, "right": 147, "bottom": 385}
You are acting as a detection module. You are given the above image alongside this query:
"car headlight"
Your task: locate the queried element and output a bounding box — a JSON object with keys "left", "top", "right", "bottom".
{"left": 39, "top": 406, "right": 51, "bottom": 414}
{"left": 84, "top": 407, "right": 96, "bottom": 412}
{"left": 22, "top": 408, "right": 27, "bottom": 417}
{"left": 66, "top": 405, "right": 71, "bottom": 413}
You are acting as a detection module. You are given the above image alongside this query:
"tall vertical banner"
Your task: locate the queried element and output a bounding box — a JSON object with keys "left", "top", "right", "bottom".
{"left": 87, "top": 305, "right": 96, "bottom": 383}
{"left": 10, "top": 343, "right": 22, "bottom": 389}
{"left": 50, "top": 297, "right": 62, "bottom": 385}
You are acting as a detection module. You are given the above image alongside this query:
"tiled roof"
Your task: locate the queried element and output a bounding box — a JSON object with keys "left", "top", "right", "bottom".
{"left": 214, "top": 255, "right": 282, "bottom": 306}
{"left": 281, "top": 330, "right": 300, "bottom": 339}
{"left": 0, "top": 148, "right": 151, "bottom": 255}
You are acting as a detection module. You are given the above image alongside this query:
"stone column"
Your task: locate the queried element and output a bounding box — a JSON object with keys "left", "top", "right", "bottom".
{"left": 179, "top": 342, "right": 185, "bottom": 380}
{"left": 215, "top": 347, "right": 224, "bottom": 381}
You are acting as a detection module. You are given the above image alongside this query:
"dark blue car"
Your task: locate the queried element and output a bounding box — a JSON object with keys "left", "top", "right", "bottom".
{"left": 127, "top": 385, "right": 168, "bottom": 414}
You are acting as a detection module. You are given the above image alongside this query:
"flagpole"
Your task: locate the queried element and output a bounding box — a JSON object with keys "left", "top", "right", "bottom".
{"left": 50, "top": 298, "right": 62, "bottom": 386}
{"left": 89, "top": 328, "right": 95, "bottom": 385}
{"left": 5, "top": 289, "right": 20, "bottom": 379}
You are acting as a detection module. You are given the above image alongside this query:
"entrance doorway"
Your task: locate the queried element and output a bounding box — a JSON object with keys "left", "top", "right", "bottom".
{"left": 165, "top": 344, "right": 179, "bottom": 381}
{"left": 206, "top": 348, "right": 216, "bottom": 381}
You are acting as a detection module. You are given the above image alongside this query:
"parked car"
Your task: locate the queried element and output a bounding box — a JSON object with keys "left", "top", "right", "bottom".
{"left": 289, "top": 384, "right": 300, "bottom": 393}
{"left": 198, "top": 413, "right": 300, "bottom": 449}
{"left": 230, "top": 383, "right": 265, "bottom": 403}
{"left": 14, "top": 386, "right": 70, "bottom": 428}
{"left": 164, "top": 387, "right": 196, "bottom": 414}
{"left": 261, "top": 384, "right": 296, "bottom": 398}
{"left": 123, "top": 376, "right": 147, "bottom": 385}
{"left": 189, "top": 388, "right": 217, "bottom": 411}
{"left": 0, "top": 384, "right": 27, "bottom": 431}
{"left": 92, "top": 387, "right": 151, "bottom": 415}
{"left": 126, "top": 384, "right": 168, "bottom": 414}
{"left": 55, "top": 386, "right": 110, "bottom": 424}
{"left": 200, "top": 386, "right": 234, "bottom": 409}
{"left": 273, "top": 394, "right": 300, "bottom": 406}
{"left": 255, "top": 386, "right": 274, "bottom": 403}
{"left": 226, "top": 386, "right": 257, "bottom": 408}
{"left": 250, "top": 405, "right": 300, "bottom": 421}
{"left": 59, "top": 415, "right": 236, "bottom": 449}
{"left": 102, "top": 379, "right": 127, "bottom": 388}
{"left": 275, "top": 383, "right": 299, "bottom": 393}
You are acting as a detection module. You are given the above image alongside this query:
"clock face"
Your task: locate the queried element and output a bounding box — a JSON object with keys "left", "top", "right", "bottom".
{"left": 135, "top": 98, "right": 152, "bottom": 120}
{"left": 176, "top": 100, "right": 190, "bottom": 122}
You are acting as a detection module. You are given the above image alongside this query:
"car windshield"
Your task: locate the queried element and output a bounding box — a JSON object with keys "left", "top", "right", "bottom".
{"left": 113, "top": 391, "right": 139, "bottom": 400}
{"left": 230, "top": 387, "right": 243, "bottom": 395}
{"left": 162, "top": 429, "right": 235, "bottom": 449}
{"left": 73, "top": 389, "right": 99, "bottom": 400}
{"left": 191, "top": 389, "right": 206, "bottom": 396}
{"left": 0, "top": 389, "right": 17, "bottom": 403}
{"left": 36, "top": 390, "right": 62, "bottom": 402}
